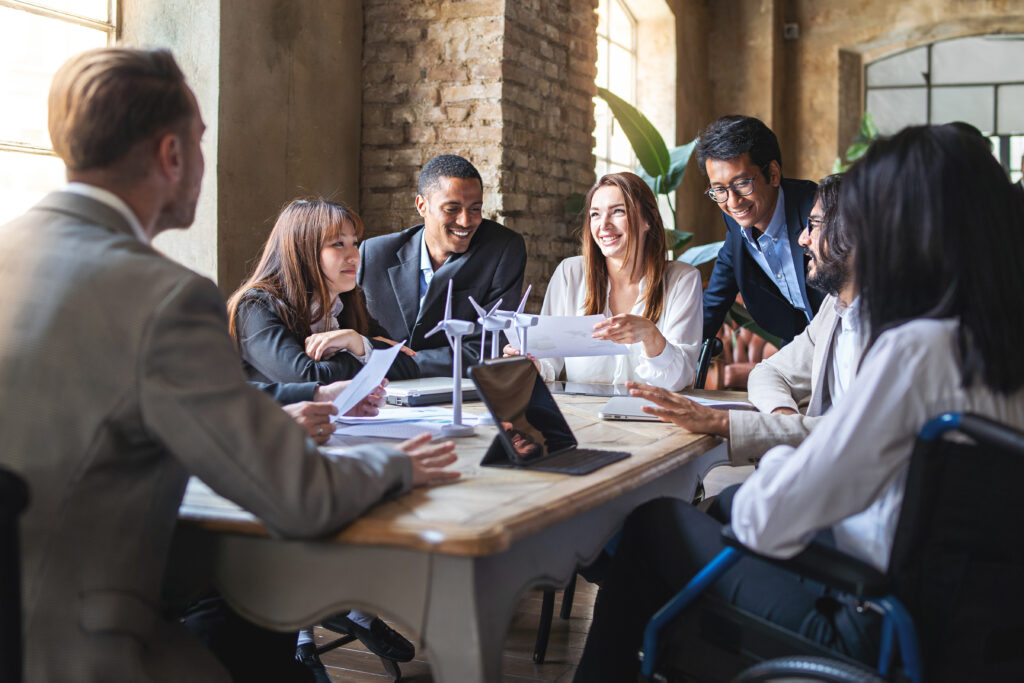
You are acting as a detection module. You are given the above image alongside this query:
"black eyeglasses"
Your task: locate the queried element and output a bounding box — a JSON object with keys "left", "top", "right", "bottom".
{"left": 705, "top": 164, "right": 770, "bottom": 203}
{"left": 806, "top": 217, "right": 825, "bottom": 233}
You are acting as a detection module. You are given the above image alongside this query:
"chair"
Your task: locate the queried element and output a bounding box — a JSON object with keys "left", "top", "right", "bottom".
{"left": 639, "top": 412, "right": 1024, "bottom": 682}
{"left": 0, "top": 466, "right": 29, "bottom": 683}
{"left": 693, "top": 337, "right": 724, "bottom": 390}
{"left": 705, "top": 322, "right": 779, "bottom": 390}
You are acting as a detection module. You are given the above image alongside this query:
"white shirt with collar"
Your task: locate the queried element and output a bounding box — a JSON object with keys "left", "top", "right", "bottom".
{"left": 63, "top": 182, "right": 149, "bottom": 244}
{"left": 418, "top": 231, "right": 446, "bottom": 311}
{"left": 827, "top": 295, "right": 864, "bottom": 405}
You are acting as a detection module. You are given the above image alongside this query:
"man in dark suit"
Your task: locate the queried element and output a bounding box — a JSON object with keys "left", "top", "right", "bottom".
{"left": 358, "top": 155, "right": 527, "bottom": 377}
{"left": 698, "top": 116, "right": 825, "bottom": 345}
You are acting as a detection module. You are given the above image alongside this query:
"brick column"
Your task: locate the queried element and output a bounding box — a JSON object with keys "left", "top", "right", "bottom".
{"left": 361, "top": 0, "right": 597, "bottom": 311}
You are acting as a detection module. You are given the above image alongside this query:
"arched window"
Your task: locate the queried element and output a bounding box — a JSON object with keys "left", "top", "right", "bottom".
{"left": 0, "top": 1, "right": 118, "bottom": 224}
{"left": 865, "top": 34, "right": 1024, "bottom": 183}
{"left": 594, "top": 0, "right": 637, "bottom": 177}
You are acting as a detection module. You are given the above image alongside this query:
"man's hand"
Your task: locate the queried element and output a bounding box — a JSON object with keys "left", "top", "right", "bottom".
{"left": 282, "top": 401, "right": 338, "bottom": 445}
{"left": 626, "top": 381, "right": 730, "bottom": 437}
{"left": 396, "top": 433, "right": 461, "bottom": 487}
{"left": 314, "top": 380, "right": 388, "bottom": 417}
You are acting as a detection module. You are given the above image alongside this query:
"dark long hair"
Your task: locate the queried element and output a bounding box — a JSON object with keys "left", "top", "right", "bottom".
{"left": 227, "top": 199, "right": 370, "bottom": 343}
{"left": 842, "top": 124, "right": 1024, "bottom": 393}
{"left": 581, "top": 172, "right": 668, "bottom": 323}
{"left": 813, "top": 174, "right": 852, "bottom": 274}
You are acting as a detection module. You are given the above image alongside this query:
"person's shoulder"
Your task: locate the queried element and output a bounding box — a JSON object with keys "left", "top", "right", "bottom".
{"left": 869, "top": 318, "right": 958, "bottom": 373}
{"left": 476, "top": 218, "right": 525, "bottom": 248}
{"left": 556, "top": 255, "right": 585, "bottom": 276}
{"left": 781, "top": 177, "right": 818, "bottom": 202}
{"left": 362, "top": 224, "right": 422, "bottom": 253}
{"left": 665, "top": 259, "right": 699, "bottom": 279}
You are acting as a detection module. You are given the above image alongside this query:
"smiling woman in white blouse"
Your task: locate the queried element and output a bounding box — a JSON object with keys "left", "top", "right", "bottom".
{"left": 507, "top": 172, "right": 702, "bottom": 390}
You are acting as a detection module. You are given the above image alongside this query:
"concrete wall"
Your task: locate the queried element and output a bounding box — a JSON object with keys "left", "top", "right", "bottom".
{"left": 120, "top": 0, "right": 363, "bottom": 294}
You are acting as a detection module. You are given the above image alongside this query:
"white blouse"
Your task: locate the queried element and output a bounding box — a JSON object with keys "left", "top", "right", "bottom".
{"left": 536, "top": 256, "right": 702, "bottom": 391}
{"left": 732, "top": 318, "right": 1024, "bottom": 571}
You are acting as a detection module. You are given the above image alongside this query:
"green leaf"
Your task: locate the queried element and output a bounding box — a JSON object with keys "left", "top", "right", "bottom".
{"left": 677, "top": 240, "right": 724, "bottom": 266}
{"left": 725, "top": 301, "right": 785, "bottom": 348}
{"left": 845, "top": 141, "right": 870, "bottom": 162}
{"left": 832, "top": 157, "right": 848, "bottom": 174}
{"left": 636, "top": 138, "right": 699, "bottom": 195}
{"left": 666, "top": 229, "right": 693, "bottom": 252}
{"left": 597, "top": 87, "right": 670, "bottom": 178}
{"left": 859, "top": 111, "right": 878, "bottom": 141}
{"left": 565, "top": 192, "right": 586, "bottom": 214}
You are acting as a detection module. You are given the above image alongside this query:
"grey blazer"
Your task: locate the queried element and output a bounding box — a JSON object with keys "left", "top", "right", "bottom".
{"left": 728, "top": 294, "right": 842, "bottom": 464}
{"left": 0, "top": 192, "right": 413, "bottom": 682}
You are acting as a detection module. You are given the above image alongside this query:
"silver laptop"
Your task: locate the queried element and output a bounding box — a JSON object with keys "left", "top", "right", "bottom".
{"left": 384, "top": 377, "right": 478, "bottom": 406}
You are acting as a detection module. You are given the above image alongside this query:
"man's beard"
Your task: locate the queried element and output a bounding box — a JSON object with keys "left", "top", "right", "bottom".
{"left": 805, "top": 249, "right": 849, "bottom": 296}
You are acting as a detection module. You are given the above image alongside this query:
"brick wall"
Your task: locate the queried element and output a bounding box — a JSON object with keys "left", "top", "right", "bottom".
{"left": 361, "top": 0, "right": 597, "bottom": 312}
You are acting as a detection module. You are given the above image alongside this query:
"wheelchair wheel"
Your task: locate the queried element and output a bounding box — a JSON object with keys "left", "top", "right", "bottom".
{"left": 733, "top": 655, "right": 885, "bottom": 682}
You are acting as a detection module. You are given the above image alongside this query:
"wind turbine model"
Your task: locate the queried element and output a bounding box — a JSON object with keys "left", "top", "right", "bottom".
{"left": 499, "top": 285, "right": 540, "bottom": 357}
{"left": 424, "top": 279, "right": 477, "bottom": 437}
{"left": 468, "top": 296, "right": 509, "bottom": 361}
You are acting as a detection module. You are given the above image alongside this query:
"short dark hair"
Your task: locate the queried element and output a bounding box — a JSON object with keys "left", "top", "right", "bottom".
{"left": 695, "top": 115, "right": 782, "bottom": 180}
{"left": 843, "top": 124, "right": 1024, "bottom": 393}
{"left": 812, "top": 174, "right": 851, "bottom": 273}
{"left": 48, "top": 48, "right": 193, "bottom": 171}
{"left": 417, "top": 154, "right": 483, "bottom": 196}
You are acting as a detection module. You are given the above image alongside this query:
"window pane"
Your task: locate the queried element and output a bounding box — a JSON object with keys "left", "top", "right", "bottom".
{"left": 608, "top": 43, "right": 634, "bottom": 102}
{"left": 0, "top": 7, "right": 109, "bottom": 147}
{"left": 596, "top": 0, "right": 607, "bottom": 37}
{"left": 32, "top": 0, "right": 110, "bottom": 22}
{"left": 610, "top": 117, "right": 633, "bottom": 167}
{"left": 1011, "top": 135, "right": 1024, "bottom": 183}
{"left": 867, "top": 88, "right": 927, "bottom": 135}
{"left": 594, "top": 99, "right": 609, "bottom": 159}
{"left": 931, "top": 86, "right": 993, "bottom": 132}
{"left": 997, "top": 85, "right": 1024, "bottom": 135}
{"left": 609, "top": 0, "right": 632, "bottom": 49}
{"left": 596, "top": 37, "right": 609, "bottom": 89}
{"left": 932, "top": 35, "right": 1024, "bottom": 85}
{"left": 0, "top": 150, "right": 65, "bottom": 225}
{"left": 866, "top": 46, "right": 928, "bottom": 87}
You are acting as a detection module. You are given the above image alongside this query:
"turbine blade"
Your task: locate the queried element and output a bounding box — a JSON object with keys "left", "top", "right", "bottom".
{"left": 444, "top": 279, "right": 453, "bottom": 320}
{"left": 468, "top": 295, "right": 487, "bottom": 318}
{"left": 424, "top": 322, "right": 445, "bottom": 338}
{"left": 487, "top": 298, "right": 503, "bottom": 316}
{"left": 516, "top": 285, "right": 532, "bottom": 314}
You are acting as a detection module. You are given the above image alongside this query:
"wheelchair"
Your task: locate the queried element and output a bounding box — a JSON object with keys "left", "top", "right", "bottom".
{"left": 639, "top": 412, "right": 1024, "bottom": 682}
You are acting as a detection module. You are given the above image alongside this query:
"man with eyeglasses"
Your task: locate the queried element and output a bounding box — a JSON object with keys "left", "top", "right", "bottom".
{"left": 630, "top": 174, "right": 861, "bottom": 467}
{"left": 697, "top": 115, "right": 825, "bottom": 345}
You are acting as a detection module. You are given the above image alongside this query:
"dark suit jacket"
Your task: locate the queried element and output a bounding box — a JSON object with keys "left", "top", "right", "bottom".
{"left": 235, "top": 290, "right": 420, "bottom": 384}
{"left": 251, "top": 380, "right": 318, "bottom": 404}
{"left": 702, "top": 178, "right": 825, "bottom": 345}
{"left": 358, "top": 219, "right": 527, "bottom": 377}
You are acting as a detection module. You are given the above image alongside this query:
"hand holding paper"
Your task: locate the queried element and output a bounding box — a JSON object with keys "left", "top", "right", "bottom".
{"left": 503, "top": 315, "right": 628, "bottom": 359}
{"left": 330, "top": 341, "right": 405, "bottom": 419}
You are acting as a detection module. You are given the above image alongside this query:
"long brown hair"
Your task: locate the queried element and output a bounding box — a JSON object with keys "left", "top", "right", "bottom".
{"left": 581, "top": 172, "right": 668, "bottom": 323}
{"left": 227, "top": 198, "right": 370, "bottom": 343}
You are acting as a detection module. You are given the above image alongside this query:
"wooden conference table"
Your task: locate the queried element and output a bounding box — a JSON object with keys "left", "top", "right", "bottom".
{"left": 174, "top": 390, "right": 743, "bottom": 682}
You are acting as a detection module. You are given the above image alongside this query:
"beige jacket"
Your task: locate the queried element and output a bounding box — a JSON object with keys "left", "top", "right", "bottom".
{"left": 0, "top": 192, "right": 412, "bottom": 682}
{"left": 727, "top": 295, "right": 841, "bottom": 464}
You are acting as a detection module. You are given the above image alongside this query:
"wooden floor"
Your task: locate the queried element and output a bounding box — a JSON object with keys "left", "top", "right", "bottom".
{"left": 313, "top": 580, "right": 597, "bottom": 682}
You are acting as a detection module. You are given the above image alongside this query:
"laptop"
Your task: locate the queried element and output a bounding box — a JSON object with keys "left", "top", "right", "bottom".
{"left": 384, "top": 377, "right": 479, "bottom": 406}
{"left": 469, "top": 357, "right": 630, "bottom": 475}
{"left": 548, "top": 381, "right": 631, "bottom": 397}
{"left": 598, "top": 393, "right": 755, "bottom": 421}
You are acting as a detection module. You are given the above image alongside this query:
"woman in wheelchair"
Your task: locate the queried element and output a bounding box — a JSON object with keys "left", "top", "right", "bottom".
{"left": 573, "top": 124, "right": 1024, "bottom": 681}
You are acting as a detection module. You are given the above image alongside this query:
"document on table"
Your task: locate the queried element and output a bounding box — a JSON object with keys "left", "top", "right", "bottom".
{"left": 502, "top": 315, "right": 628, "bottom": 359}
{"left": 331, "top": 340, "right": 406, "bottom": 418}
{"left": 332, "top": 405, "right": 484, "bottom": 438}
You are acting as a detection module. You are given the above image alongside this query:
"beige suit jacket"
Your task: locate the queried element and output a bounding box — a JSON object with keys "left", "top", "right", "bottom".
{"left": 0, "top": 192, "right": 413, "bottom": 682}
{"left": 727, "top": 294, "right": 841, "bottom": 464}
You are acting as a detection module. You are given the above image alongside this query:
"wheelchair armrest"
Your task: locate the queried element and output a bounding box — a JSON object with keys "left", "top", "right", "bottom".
{"left": 721, "top": 526, "right": 889, "bottom": 598}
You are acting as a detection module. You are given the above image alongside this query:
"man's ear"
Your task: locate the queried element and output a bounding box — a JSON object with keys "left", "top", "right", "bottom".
{"left": 154, "top": 132, "right": 184, "bottom": 182}
{"left": 766, "top": 160, "right": 782, "bottom": 188}
{"left": 415, "top": 194, "right": 428, "bottom": 218}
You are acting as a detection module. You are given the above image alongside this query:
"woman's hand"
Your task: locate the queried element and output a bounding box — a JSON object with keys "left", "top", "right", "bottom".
{"left": 372, "top": 336, "right": 417, "bottom": 357}
{"left": 502, "top": 344, "right": 542, "bottom": 374}
{"left": 397, "top": 433, "right": 461, "bottom": 487}
{"left": 305, "top": 329, "right": 364, "bottom": 361}
{"left": 592, "top": 314, "right": 667, "bottom": 357}
{"left": 626, "top": 381, "right": 729, "bottom": 436}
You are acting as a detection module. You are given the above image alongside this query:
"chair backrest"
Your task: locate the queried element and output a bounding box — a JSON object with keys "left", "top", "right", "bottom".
{"left": 888, "top": 414, "right": 1024, "bottom": 680}
{"left": 693, "top": 337, "right": 723, "bottom": 390}
{"left": 0, "top": 467, "right": 29, "bottom": 683}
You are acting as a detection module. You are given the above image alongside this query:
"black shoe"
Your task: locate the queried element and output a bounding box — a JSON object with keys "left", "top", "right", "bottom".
{"left": 295, "top": 642, "right": 332, "bottom": 683}
{"left": 322, "top": 613, "right": 415, "bottom": 662}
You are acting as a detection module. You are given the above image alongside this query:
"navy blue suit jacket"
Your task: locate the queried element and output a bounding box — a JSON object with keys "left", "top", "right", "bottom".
{"left": 358, "top": 219, "right": 527, "bottom": 377}
{"left": 702, "top": 177, "right": 825, "bottom": 345}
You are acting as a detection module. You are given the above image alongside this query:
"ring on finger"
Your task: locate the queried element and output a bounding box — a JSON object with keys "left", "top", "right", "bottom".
{"left": 317, "top": 425, "right": 323, "bottom": 436}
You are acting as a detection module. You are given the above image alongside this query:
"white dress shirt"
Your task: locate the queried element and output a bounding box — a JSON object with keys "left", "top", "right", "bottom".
{"left": 537, "top": 256, "right": 702, "bottom": 391}
{"left": 732, "top": 318, "right": 1024, "bottom": 571}
{"left": 826, "top": 295, "right": 863, "bottom": 405}
{"left": 63, "top": 182, "right": 149, "bottom": 244}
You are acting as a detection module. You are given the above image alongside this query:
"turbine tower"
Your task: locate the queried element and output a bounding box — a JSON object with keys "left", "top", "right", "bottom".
{"left": 424, "top": 280, "right": 477, "bottom": 437}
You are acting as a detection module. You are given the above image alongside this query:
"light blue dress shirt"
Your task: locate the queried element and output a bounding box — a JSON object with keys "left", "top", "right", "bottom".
{"left": 738, "top": 187, "right": 813, "bottom": 321}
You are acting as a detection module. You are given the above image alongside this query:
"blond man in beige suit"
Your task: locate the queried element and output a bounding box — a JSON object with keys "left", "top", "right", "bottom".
{"left": 630, "top": 174, "right": 862, "bottom": 465}
{"left": 0, "top": 48, "right": 458, "bottom": 682}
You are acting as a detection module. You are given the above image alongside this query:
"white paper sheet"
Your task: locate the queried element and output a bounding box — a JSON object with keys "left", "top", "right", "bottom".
{"left": 331, "top": 341, "right": 406, "bottom": 418}
{"left": 502, "top": 314, "right": 628, "bottom": 359}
